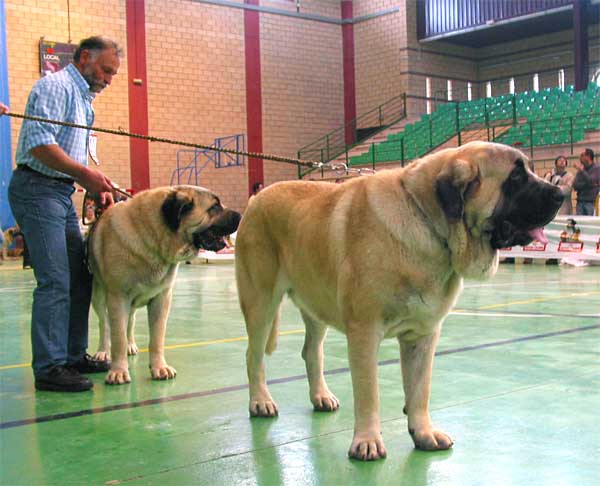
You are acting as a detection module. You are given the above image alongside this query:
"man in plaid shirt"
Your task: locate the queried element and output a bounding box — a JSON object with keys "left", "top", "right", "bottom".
{"left": 5, "top": 36, "right": 121, "bottom": 392}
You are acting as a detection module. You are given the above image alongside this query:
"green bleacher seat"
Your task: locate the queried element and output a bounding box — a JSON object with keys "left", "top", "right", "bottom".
{"left": 350, "top": 83, "right": 598, "bottom": 166}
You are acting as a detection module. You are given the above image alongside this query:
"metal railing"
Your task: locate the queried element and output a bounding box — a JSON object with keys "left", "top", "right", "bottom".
{"left": 315, "top": 109, "right": 598, "bottom": 176}
{"left": 492, "top": 113, "right": 600, "bottom": 159}
{"left": 297, "top": 93, "right": 407, "bottom": 177}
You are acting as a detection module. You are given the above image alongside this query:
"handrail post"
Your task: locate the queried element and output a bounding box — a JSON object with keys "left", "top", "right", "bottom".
{"left": 569, "top": 116, "right": 574, "bottom": 154}
{"left": 326, "top": 134, "right": 330, "bottom": 161}
{"left": 456, "top": 102, "right": 461, "bottom": 146}
{"left": 429, "top": 117, "right": 433, "bottom": 148}
{"left": 372, "top": 142, "right": 375, "bottom": 166}
{"left": 297, "top": 150, "right": 302, "bottom": 179}
{"left": 529, "top": 121, "right": 534, "bottom": 159}
{"left": 512, "top": 94, "right": 517, "bottom": 126}
{"left": 378, "top": 105, "right": 383, "bottom": 127}
{"left": 402, "top": 92, "right": 407, "bottom": 117}
{"left": 401, "top": 138, "right": 405, "bottom": 166}
{"left": 484, "top": 98, "right": 489, "bottom": 126}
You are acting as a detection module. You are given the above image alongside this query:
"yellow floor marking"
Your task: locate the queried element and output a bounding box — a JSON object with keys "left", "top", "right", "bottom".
{"left": 0, "top": 330, "right": 306, "bottom": 369}
{"left": 138, "top": 329, "right": 305, "bottom": 352}
{"left": 475, "top": 291, "right": 600, "bottom": 310}
{"left": 1, "top": 292, "right": 598, "bottom": 370}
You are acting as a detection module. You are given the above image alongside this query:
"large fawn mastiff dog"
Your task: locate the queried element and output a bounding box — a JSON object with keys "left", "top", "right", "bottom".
{"left": 89, "top": 185, "right": 240, "bottom": 385}
{"left": 235, "top": 142, "right": 563, "bottom": 460}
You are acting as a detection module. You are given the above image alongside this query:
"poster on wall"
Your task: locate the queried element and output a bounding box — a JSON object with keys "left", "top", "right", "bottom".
{"left": 39, "top": 39, "right": 76, "bottom": 77}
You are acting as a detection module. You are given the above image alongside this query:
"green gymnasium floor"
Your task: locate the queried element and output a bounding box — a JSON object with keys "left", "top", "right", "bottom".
{"left": 0, "top": 259, "right": 599, "bottom": 486}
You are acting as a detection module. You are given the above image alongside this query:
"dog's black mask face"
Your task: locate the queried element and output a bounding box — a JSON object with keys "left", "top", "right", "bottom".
{"left": 192, "top": 209, "right": 241, "bottom": 252}
{"left": 489, "top": 159, "right": 564, "bottom": 249}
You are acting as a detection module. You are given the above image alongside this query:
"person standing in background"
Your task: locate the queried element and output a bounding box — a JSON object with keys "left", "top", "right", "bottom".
{"left": 573, "top": 149, "right": 600, "bottom": 216}
{"left": 544, "top": 155, "right": 574, "bottom": 215}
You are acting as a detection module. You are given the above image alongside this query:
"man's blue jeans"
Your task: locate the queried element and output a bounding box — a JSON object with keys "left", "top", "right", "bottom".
{"left": 576, "top": 201, "right": 595, "bottom": 216}
{"left": 8, "top": 168, "right": 92, "bottom": 376}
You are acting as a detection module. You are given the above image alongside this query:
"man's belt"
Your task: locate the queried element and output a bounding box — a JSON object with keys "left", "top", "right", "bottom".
{"left": 16, "top": 164, "right": 75, "bottom": 184}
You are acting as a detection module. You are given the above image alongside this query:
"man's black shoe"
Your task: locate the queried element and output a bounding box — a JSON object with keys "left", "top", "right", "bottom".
{"left": 35, "top": 366, "right": 93, "bottom": 392}
{"left": 68, "top": 354, "right": 111, "bottom": 374}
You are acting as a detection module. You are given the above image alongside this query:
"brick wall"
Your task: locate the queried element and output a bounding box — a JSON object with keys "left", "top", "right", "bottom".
{"left": 144, "top": 0, "right": 248, "bottom": 210}
{"left": 261, "top": 6, "right": 343, "bottom": 186}
{"left": 354, "top": 0, "right": 405, "bottom": 114}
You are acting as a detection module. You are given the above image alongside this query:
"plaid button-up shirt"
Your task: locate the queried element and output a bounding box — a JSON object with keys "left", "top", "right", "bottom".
{"left": 16, "top": 63, "right": 96, "bottom": 178}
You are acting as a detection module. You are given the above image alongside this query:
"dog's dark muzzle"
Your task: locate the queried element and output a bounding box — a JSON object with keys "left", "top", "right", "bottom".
{"left": 193, "top": 210, "right": 241, "bottom": 251}
{"left": 490, "top": 182, "right": 563, "bottom": 249}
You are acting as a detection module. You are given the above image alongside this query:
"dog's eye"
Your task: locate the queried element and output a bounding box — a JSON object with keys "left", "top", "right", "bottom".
{"left": 209, "top": 203, "right": 221, "bottom": 213}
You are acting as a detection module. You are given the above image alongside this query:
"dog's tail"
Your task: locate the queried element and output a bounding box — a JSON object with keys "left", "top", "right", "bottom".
{"left": 265, "top": 305, "right": 281, "bottom": 355}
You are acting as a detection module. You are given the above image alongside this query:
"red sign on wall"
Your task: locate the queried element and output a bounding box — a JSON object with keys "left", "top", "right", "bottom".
{"left": 39, "top": 39, "right": 76, "bottom": 77}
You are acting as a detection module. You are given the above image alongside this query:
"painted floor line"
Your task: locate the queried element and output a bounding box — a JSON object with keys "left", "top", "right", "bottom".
{"left": 476, "top": 291, "right": 600, "bottom": 310}
{"left": 451, "top": 310, "right": 600, "bottom": 318}
{"left": 464, "top": 279, "right": 600, "bottom": 288}
{"left": 1, "top": 323, "right": 598, "bottom": 431}
{"left": 1, "top": 307, "right": 598, "bottom": 370}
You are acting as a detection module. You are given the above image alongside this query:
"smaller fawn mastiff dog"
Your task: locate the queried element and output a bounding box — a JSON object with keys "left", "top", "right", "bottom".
{"left": 88, "top": 185, "right": 240, "bottom": 385}
{"left": 235, "top": 142, "right": 563, "bottom": 460}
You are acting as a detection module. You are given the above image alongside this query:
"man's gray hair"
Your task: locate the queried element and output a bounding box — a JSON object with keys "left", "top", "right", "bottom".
{"left": 73, "top": 36, "right": 123, "bottom": 62}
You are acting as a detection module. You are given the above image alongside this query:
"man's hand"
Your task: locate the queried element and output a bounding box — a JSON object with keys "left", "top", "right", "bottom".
{"left": 97, "top": 191, "right": 115, "bottom": 208}
{"left": 78, "top": 166, "right": 114, "bottom": 193}
{"left": 77, "top": 167, "right": 116, "bottom": 208}
{"left": 0, "top": 102, "right": 9, "bottom": 116}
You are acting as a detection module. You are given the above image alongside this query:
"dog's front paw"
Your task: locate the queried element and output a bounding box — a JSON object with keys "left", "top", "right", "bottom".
{"left": 409, "top": 427, "right": 453, "bottom": 451}
{"left": 348, "top": 432, "right": 387, "bottom": 461}
{"left": 150, "top": 364, "right": 177, "bottom": 380}
{"left": 311, "top": 390, "right": 340, "bottom": 412}
{"left": 127, "top": 342, "right": 139, "bottom": 356}
{"left": 249, "top": 397, "right": 279, "bottom": 417}
{"left": 105, "top": 368, "right": 131, "bottom": 385}
{"left": 93, "top": 350, "right": 110, "bottom": 362}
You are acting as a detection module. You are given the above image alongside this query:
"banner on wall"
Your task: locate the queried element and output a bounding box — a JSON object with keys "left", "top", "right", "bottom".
{"left": 39, "top": 39, "right": 76, "bottom": 77}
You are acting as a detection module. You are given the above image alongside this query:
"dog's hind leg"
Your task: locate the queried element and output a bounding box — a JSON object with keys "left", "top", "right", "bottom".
{"left": 91, "top": 281, "right": 111, "bottom": 361}
{"left": 300, "top": 310, "right": 340, "bottom": 412}
{"left": 127, "top": 309, "right": 138, "bottom": 355}
{"left": 237, "top": 258, "right": 284, "bottom": 417}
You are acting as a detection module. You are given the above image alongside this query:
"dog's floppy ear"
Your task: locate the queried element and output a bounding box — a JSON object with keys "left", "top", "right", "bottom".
{"left": 436, "top": 158, "right": 480, "bottom": 222}
{"left": 161, "top": 190, "right": 195, "bottom": 232}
